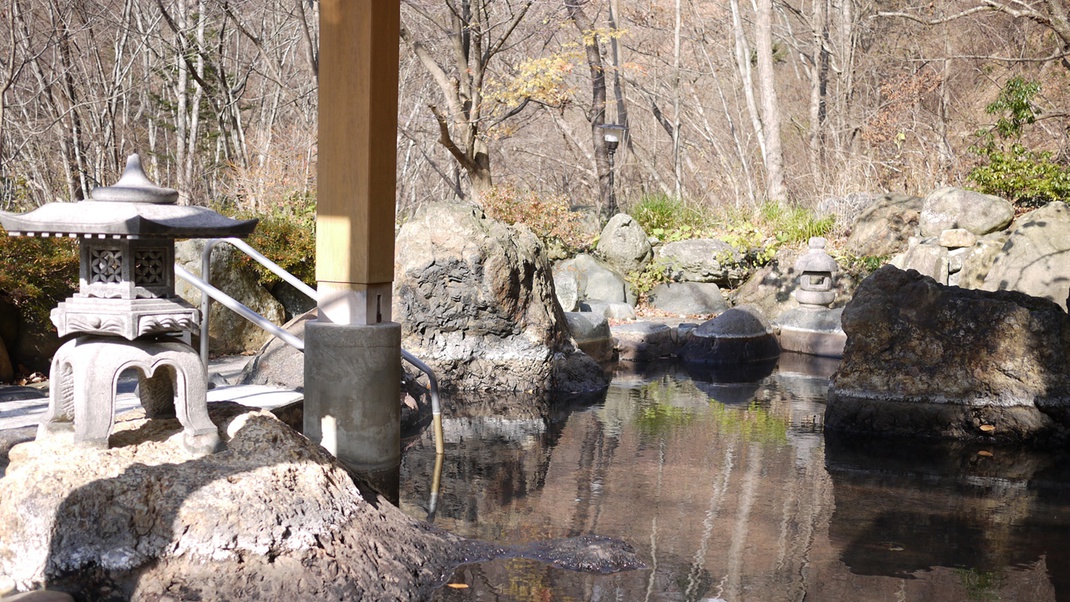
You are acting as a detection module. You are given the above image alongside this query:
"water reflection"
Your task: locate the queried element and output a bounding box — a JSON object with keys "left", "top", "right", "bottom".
{"left": 401, "top": 355, "right": 1070, "bottom": 601}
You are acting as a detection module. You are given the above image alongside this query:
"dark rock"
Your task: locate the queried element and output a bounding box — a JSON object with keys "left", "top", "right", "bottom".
{"left": 680, "top": 305, "right": 780, "bottom": 366}
{"left": 0, "top": 337, "right": 12, "bottom": 383}
{"left": 269, "top": 280, "right": 317, "bottom": 322}
{"left": 239, "top": 310, "right": 315, "bottom": 390}
{"left": 844, "top": 193, "right": 923, "bottom": 257}
{"left": 564, "top": 312, "right": 615, "bottom": 363}
{"left": 647, "top": 282, "right": 727, "bottom": 316}
{"left": 827, "top": 265, "right": 1070, "bottom": 444}
{"left": 394, "top": 202, "right": 607, "bottom": 393}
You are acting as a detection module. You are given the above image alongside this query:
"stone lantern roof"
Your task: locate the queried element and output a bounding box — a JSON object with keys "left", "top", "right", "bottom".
{"left": 0, "top": 155, "right": 256, "bottom": 239}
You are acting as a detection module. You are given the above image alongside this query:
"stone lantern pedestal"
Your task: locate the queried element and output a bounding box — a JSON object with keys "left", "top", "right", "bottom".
{"left": 0, "top": 155, "right": 256, "bottom": 454}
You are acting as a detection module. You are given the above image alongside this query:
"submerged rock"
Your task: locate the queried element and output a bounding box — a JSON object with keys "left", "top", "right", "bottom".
{"left": 827, "top": 265, "right": 1070, "bottom": 444}
{"left": 679, "top": 305, "right": 780, "bottom": 365}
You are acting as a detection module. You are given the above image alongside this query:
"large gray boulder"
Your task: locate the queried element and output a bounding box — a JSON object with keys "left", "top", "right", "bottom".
{"left": 919, "top": 186, "right": 1014, "bottom": 237}
{"left": 827, "top": 265, "right": 1070, "bottom": 443}
{"left": 982, "top": 202, "right": 1070, "bottom": 310}
{"left": 596, "top": 213, "right": 652, "bottom": 275}
{"left": 176, "top": 239, "right": 285, "bottom": 355}
{"left": 844, "top": 193, "right": 923, "bottom": 257}
{"left": 657, "top": 239, "right": 745, "bottom": 286}
{"left": 554, "top": 254, "right": 636, "bottom": 306}
{"left": 647, "top": 282, "right": 727, "bottom": 316}
{"left": 394, "top": 202, "right": 607, "bottom": 393}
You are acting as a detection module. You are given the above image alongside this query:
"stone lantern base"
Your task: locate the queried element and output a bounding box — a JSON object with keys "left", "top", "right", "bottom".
{"left": 39, "top": 336, "right": 220, "bottom": 455}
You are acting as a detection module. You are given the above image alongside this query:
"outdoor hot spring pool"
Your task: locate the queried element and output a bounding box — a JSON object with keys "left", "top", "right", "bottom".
{"left": 399, "top": 353, "right": 1070, "bottom": 601}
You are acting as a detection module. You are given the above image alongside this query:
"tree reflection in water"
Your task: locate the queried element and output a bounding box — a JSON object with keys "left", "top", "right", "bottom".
{"left": 401, "top": 354, "right": 1070, "bottom": 601}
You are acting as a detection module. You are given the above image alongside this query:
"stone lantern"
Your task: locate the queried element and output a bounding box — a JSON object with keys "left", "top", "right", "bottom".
{"left": 0, "top": 154, "right": 256, "bottom": 454}
{"left": 793, "top": 237, "right": 838, "bottom": 307}
{"left": 775, "top": 237, "right": 846, "bottom": 358}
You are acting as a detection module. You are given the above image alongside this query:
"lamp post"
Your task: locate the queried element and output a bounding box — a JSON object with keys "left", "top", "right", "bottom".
{"left": 599, "top": 123, "right": 626, "bottom": 216}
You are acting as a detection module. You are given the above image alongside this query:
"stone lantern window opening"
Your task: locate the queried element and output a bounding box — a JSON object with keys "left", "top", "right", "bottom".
{"left": 793, "top": 237, "right": 838, "bottom": 308}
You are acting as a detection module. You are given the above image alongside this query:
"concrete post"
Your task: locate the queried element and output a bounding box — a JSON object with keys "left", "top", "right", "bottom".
{"left": 304, "top": 322, "right": 400, "bottom": 498}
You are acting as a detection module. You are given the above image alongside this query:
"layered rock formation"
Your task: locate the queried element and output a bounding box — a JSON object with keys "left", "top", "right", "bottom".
{"left": 394, "top": 202, "right": 606, "bottom": 393}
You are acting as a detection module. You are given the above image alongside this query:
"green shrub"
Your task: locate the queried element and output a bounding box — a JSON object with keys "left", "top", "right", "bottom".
{"left": 222, "top": 192, "right": 317, "bottom": 287}
{"left": 967, "top": 76, "right": 1070, "bottom": 208}
{"left": 0, "top": 232, "right": 79, "bottom": 333}
{"left": 480, "top": 184, "right": 588, "bottom": 251}
{"left": 629, "top": 194, "right": 709, "bottom": 240}
{"left": 968, "top": 143, "right": 1070, "bottom": 208}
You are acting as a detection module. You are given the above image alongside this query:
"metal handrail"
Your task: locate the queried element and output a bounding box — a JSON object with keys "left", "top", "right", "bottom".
{"left": 177, "top": 238, "right": 444, "bottom": 454}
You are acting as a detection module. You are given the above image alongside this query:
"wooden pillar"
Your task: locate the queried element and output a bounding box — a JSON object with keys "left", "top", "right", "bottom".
{"left": 317, "top": 0, "right": 399, "bottom": 325}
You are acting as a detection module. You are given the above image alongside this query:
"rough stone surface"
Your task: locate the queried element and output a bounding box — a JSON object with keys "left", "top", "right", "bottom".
{"left": 827, "top": 265, "right": 1070, "bottom": 444}
{"left": 938, "top": 228, "right": 978, "bottom": 249}
{"left": 394, "top": 202, "right": 607, "bottom": 393}
{"left": 647, "top": 282, "right": 727, "bottom": 316}
{"left": 0, "top": 404, "right": 641, "bottom": 600}
{"left": 680, "top": 305, "right": 780, "bottom": 365}
{"left": 919, "top": 186, "right": 1014, "bottom": 237}
{"left": 579, "top": 300, "right": 637, "bottom": 321}
{"left": 611, "top": 322, "right": 677, "bottom": 362}
{"left": 175, "top": 239, "right": 285, "bottom": 355}
{"left": 239, "top": 310, "right": 315, "bottom": 390}
{"left": 844, "top": 193, "right": 923, "bottom": 257}
{"left": 657, "top": 239, "right": 745, "bottom": 286}
{"left": 564, "top": 312, "right": 615, "bottom": 363}
{"left": 0, "top": 403, "right": 467, "bottom": 600}
{"left": 596, "top": 213, "right": 652, "bottom": 274}
{"left": 892, "top": 240, "right": 949, "bottom": 284}
{"left": 552, "top": 265, "right": 580, "bottom": 312}
{"left": 269, "top": 281, "right": 317, "bottom": 322}
{"left": 982, "top": 201, "right": 1070, "bottom": 310}
{"left": 555, "top": 254, "right": 635, "bottom": 305}
{"left": 957, "top": 234, "right": 1007, "bottom": 290}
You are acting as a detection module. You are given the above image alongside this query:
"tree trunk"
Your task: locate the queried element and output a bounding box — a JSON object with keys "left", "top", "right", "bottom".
{"left": 567, "top": 0, "right": 613, "bottom": 217}
{"left": 756, "top": 0, "right": 786, "bottom": 201}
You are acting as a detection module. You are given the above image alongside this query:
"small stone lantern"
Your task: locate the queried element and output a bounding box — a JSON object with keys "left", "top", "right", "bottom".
{"left": 0, "top": 154, "right": 256, "bottom": 454}
{"left": 793, "top": 237, "right": 838, "bottom": 307}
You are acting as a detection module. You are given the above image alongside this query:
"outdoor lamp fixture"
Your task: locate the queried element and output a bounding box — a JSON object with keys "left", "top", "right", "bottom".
{"left": 600, "top": 123, "right": 627, "bottom": 155}
{"left": 793, "top": 237, "right": 838, "bottom": 307}
{"left": 0, "top": 154, "right": 257, "bottom": 454}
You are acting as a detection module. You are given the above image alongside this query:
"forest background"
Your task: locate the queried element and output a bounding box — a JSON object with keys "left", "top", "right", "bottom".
{"left": 2, "top": 0, "right": 1070, "bottom": 259}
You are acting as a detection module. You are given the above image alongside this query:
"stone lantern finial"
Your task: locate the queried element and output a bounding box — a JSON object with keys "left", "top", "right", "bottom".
{"left": 90, "top": 154, "right": 178, "bottom": 204}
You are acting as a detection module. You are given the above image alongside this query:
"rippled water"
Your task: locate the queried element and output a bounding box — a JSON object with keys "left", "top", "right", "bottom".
{"left": 399, "top": 353, "right": 1070, "bottom": 601}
